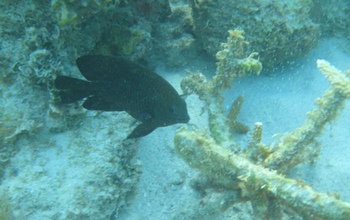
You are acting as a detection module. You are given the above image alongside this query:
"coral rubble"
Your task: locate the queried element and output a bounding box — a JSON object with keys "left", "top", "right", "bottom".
{"left": 0, "top": 1, "right": 146, "bottom": 219}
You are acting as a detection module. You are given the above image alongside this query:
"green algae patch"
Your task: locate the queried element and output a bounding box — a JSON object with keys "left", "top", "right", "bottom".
{"left": 94, "top": 27, "right": 144, "bottom": 56}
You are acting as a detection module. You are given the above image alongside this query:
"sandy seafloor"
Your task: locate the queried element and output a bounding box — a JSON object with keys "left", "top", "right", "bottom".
{"left": 119, "top": 38, "right": 350, "bottom": 219}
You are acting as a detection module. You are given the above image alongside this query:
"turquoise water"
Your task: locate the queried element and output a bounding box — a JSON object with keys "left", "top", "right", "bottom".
{"left": 1, "top": 1, "right": 350, "bottom": 219}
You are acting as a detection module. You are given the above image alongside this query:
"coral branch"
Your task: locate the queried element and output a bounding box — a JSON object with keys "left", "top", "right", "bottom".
{"left": 317, "top": 59, "right": 350, "bottom": 97}
{"left": 228, "top": 95, "right": 250, "bottom": 134}
{"left": 175, "top": 128, "right": 350, "bottom": 220}
{"left": 263, "top": 60, "right": 350, "bottom": 173}
{"left": 176, "top": 28, "right": 350, "bottom": 219}
{"left": 180, "top": 29, "right": 261, "bottom": 147}
{"left": 244, "top": 122, "right": 271, "bottom": 162}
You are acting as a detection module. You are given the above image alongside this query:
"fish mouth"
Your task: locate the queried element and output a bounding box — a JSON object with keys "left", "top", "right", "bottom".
{"left": 177, "top": 115, "right": 190, "bottom": 123}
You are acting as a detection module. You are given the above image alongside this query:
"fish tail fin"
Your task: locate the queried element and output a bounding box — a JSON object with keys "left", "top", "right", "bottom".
{"left": 54, "top": 76, "right": 91, "bottom": 103}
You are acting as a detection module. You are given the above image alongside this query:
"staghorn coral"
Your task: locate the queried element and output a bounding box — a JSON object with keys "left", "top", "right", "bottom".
{"left": 174, "top": 30, "right": 350, "bottom": 219}
{"left": 227, "top": 95, "right": 250, "bottom": 134}
{"left": 180, "top": 29, "right": 261, "bottom": 148}
{"left": 175, "top": 128, "right": 350, "bottom": 220}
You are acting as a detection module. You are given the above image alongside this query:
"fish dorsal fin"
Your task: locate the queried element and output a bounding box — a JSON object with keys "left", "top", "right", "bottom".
{"left": 76, "top": 55, "right": 180, "bottom": 98}
{"left": 76, "top": 55, "right": 153, "bottom": 82}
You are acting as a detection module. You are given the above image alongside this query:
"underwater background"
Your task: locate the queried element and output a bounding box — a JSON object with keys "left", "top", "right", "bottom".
{"left": 1, "top": 0, "right": 350, "bottom": 219}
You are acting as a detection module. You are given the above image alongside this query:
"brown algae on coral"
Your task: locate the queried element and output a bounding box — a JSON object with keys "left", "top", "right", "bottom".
{"left": 174, "top": 30, "right": 350, "bottom": 219}
{"left": 175, "top": 128, "right": 350, "bottom": 220}
{"left": 227, "top": 95, "right": 250, "bottom": 134}
{"left": 264, "top": 60, "right": 350, "bottom": 172}
{"left": 180, "top": 29, "right": 261, "bottom": 148}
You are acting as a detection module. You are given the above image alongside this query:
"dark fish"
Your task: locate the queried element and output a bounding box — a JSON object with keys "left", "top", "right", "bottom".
{"left": 55, "top": 55, "right": 190, "bottom": 138}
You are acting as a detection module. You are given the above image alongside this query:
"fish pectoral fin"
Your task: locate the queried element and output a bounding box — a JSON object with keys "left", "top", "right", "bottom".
{"left": 127, "top": 123, "right": 157, "bottom": 139}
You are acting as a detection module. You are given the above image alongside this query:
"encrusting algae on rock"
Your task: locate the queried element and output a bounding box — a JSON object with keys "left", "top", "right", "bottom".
{"left": 174, "top": 30, "right": 350, "bottom": 219}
